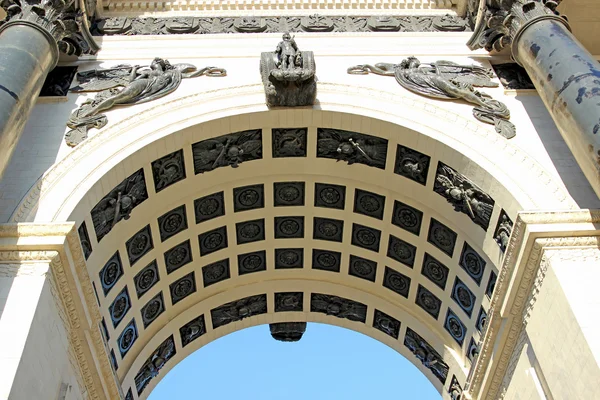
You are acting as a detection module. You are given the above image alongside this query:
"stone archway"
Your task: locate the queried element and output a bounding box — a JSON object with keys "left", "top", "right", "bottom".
{"left": 7, "top": 86, "right": 580, "bottom": 400}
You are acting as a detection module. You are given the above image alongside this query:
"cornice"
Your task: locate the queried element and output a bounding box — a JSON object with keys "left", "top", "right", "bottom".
{"left": 100, "top": 0, "right": 464, "bottom": 16}
{"left": 465, "top": 210, "right": 600, "bottom": 399}
{"left": 0, "top": 224, "right": 121, "bottom": 400}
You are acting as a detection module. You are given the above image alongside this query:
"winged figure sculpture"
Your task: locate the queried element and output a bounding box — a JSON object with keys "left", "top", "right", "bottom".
{"left": 65, "top": 57, "right": 226, "bottom": 147}
{"left": 348, "top": 57, "right": 516, "bottom": 139}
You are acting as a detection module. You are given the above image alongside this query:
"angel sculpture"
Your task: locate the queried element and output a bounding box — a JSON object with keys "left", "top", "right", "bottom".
{"left": 434, "top": 164, "right": 495, "bottom": 230}
{"left": 191, "top": 130, "right": 262, "bottom": 174}
{"left": 316, "top": 128, "right": 388, "bottom": 169}
{"left": 348, "top": 57, "right": 516, "bottom": 139}
{"left": 66, "top": 57, "right": 226, "bottom": 147}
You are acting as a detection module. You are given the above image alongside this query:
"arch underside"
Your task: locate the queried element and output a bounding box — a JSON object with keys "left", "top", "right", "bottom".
{"left": 25, "top": 99, "right": 576, "bottom": 399}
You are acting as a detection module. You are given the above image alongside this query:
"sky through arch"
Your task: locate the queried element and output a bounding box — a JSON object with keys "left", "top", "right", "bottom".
{"left": 149, "top": 322, "right": 439, "bottom": 399}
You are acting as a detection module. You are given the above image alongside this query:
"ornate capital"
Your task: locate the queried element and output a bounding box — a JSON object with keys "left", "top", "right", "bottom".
{"left": 0, "top": 0, "right": 99, "bottom": 56}
{"left": 467, "top": 0, "right": 569, "bottom": 53}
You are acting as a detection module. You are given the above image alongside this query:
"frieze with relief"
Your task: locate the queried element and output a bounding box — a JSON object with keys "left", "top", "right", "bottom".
{"left": 192, "top": 130, "right": 262, "bottom": 174}
{"left": 91, "top": 15, "right": 470, "bottom": 36}
{"left": 317, "top": 128, "right": 388, "bottom": 169}
{"left": 134, "top": 335, "right": 176, "bottom": 395}
{"left": 65, "top": 59, "right": 226, "bottom": 147}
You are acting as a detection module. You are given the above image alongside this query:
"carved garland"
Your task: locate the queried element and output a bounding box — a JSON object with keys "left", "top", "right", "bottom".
{"left": 10, "top": 83, "right": 574, "bottom": 223}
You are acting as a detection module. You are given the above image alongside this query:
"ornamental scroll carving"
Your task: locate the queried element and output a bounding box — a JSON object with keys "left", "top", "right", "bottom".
{"left": 260, "top": 33, "right": 316, "bottom": 107}
{"left": 65, "top": 58, "right": 226, "bottom": 147}
{"left": 348, "top": 58, "right": 516, "bottom": 139}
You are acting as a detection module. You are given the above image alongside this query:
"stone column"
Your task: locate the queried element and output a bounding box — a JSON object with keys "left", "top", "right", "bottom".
{"left": 467, "top": 0, "right": 600, "bottom": 198}
{"left": 0, "top": 0, "right": 98, "bottom": 180}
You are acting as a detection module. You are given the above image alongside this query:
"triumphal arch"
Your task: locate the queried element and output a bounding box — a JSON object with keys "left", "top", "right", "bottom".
{"left": 0, "top": 0, "right": 599, "bottom": 399}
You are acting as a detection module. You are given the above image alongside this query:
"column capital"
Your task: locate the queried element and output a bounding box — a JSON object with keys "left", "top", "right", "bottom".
{"left": 466, "top": 0, "right": 570, "bottom": 54}
{"left": 0, "top": 0, "right": 99, "bottom": 57}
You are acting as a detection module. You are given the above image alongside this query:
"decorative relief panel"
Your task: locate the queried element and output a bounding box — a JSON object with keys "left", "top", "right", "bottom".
{"left": 415, "top": 284, "right": 441, "bottom": 320}
{"left": 169, "top": 272, "right": 197, "bottom": 305}
{"left": 310, "top": 293, "right": 367, "bottom": 323}
{"left": 202, "top": 259, "right": 230, "bottom": 287}
{"left": 383, "top": 267, "right": 411, "bottom": 298}
{"left": 494, "top": 210, "right": 513, "bottom": 252}
{"left": 109, "top": 287, "right": 131, "bottom": 328}
{"left": 351, "top": 223, "right": 381, "bottom": 252}
{"left": 459, "top": 242, "right": 486, "bottom": 285}
{"left": 91, "top": 169, "right": 148, "bottom": 242}
{"left": 314, "top": 183, "right": 346, "bottom": 209}
{"left": 476, "top": 307, "right": 487, "bottom": 333}
{"left": 211, "top": 294, "right": 268, "bottom": 329}
{"left": 275, "top": 292, "right": 303, "bottom": 312}
{"left": 101, "top": 318, "right": 110, "bottom": 341}
{"left": 387, "top": 235, "right": 416, "bottom": 268}
{"left": 394, "top": 145, "right": 430, "bottom": 185}
{"left": 194, "top": 191, "right": 225, "bottom": 224}
{"left": 421, "top": 253, "right": 449, "bottom": 290}
{"left": 448, "top": 375, "right": 464, "bottom": 400}
{"left": 236, "top": 219, "right": 266, "bottom": 245}
{"left": 451, "top": 277, "right": 476, "bottom": 318}
{"left": 275, "top": 248, "right": 304, "bottom": 269}
{"left": 192, "top": 130, "right": 262, "bottom": 174}
{"left": 312, "top": 249, "right": 341, "bottom": 272}
{"left": 180, "top": 314, "right": 206, "bottom": 348}
{"left": 272, "top": 128, "right": 307, "bottom": 158}
{"left": 486, "top": 270, "right": 497, "bottom": 299}
{"left": 134, "top": 260, "right": 160, "bottom": 298}
{"left": 467, "top": 338, "right": 478, "bottom": 362}
{"left": 233, "top": 184, "right": 265, "bottom": 212}
{"left": 198, "top": 226, "right": 228, "bottom": 256}
{"left": 238, "top": 251, "right": 267, "bottom": 275}
{"left": 78, "top": 222, "right": 92, "bottom": 260}
{"left": 373, "top": 309, "right": 401, "bottom": 339}
{"left": 275, "top": 216, "right": 305, "bottom": 239}
{"left": 348, "top": 255, "right": 377, "bottom": 282}
{"left": 444, "top": 308, "right": 467, "bottom": 346}
{"left": 117, "top": 319, "right": 138, "bottom": 358}
{"left": 92, "top": 15, "right": 471, "bottom": 36}
{"left": 141, "top": 292, "right": 165, "bottom": 328}
{"left": 404, "top": 327, "right": 449, "bottom": 384}
{"left": 392, "top": 200, "right": 423, "bottom": 236}
{"left": 313, "top": 217, "right": 344, "bottom": 242}
{"left": 164, "top": 240, "right": 193, "bottom": 274}
{"left": 317, "top": 128, "right": 388, "bottom": 169}
{"left": 353, "top": 189, "right": 385, "bottom": 220}
{"left": 125, "top": 389, "right": 133, "bottom": 400}
{"left": 158, "top": 205, "right": 188, "bottom": 242}
{"left": 126, "top": 225, "right": 154, "bottom": 266}
{"left": 99, "top": 251, "right": 123, "bottom": 296}
{"left": 135, "top": 335, "right": 176, "bottom": 395}
{"left": 151, "top": 149, "right": 186, "bottom": 193}
{"left": 110, "top": 349, "right": 118, "bottom": 371}
{"left": 274, "top": 182, "right": 305, "bottom": 207}
{"left": 427, "top": 218, "right": 457, "bottom": 258}
{"left": 434, "top": 162, "right": 495, "bottom": 231}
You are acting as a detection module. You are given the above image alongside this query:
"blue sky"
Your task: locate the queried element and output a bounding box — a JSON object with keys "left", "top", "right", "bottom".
{"left": 149, "top": 322, "right": 439, "bottom": 399}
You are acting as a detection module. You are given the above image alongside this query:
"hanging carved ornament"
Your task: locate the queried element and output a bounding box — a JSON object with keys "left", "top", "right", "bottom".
{"left": 260, "top": 33, "right": 317, "bottom": 107}
{"left": 269, "top": 322, "right": 307, "bottom": 342}
{"left": 348, "top": 58, "right": 516, "bottom": 139}
{"left": 65, "top": 58, "right": 226, "bottom": 147}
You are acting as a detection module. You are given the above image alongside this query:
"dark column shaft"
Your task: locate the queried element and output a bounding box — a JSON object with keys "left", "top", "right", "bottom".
{"left": 513, "top": 19, "right": 600, "bottom": 197}
{"left": 0, "top": 22, "right": 57, "bottom": 180}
